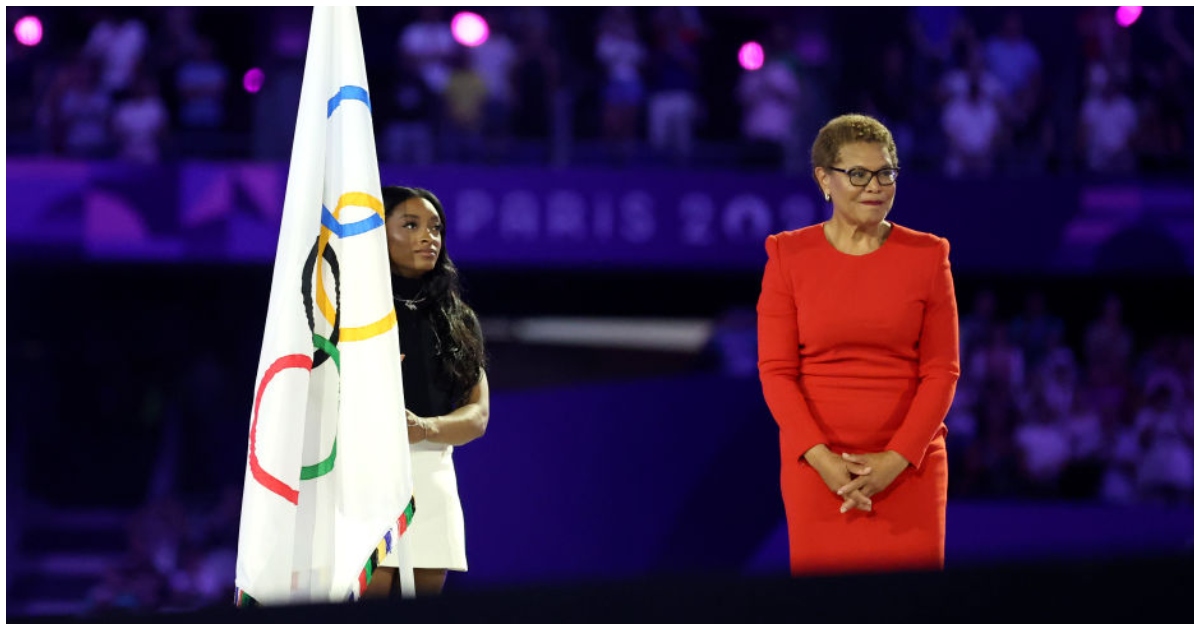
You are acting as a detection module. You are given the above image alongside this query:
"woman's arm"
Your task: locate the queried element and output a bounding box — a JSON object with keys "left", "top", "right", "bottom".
{"left": 886, "top": 237, "right": 961, "bottom": 468}
{"left": 757, "top": 233, "right": 829, "bottom": 463}
{"left": 408, "top": 370, "right": 490, "bottom": 446}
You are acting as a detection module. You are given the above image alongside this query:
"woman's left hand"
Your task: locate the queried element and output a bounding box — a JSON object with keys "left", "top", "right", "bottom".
{"left": 835, "top": 451, "right": 910, "bottom": 507}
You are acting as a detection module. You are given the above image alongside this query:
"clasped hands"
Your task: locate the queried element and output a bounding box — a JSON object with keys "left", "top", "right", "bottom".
{"left": 803, "top": 445, "right": 909, "bottom": 514}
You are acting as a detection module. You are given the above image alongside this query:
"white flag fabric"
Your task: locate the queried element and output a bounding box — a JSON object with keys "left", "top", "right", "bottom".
{"left": 234, "top": 5, "right": 414, "bottom": 605}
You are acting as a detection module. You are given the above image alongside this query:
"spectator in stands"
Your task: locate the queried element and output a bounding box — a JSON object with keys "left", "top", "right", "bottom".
{"left": 1078, "top": 65, "right": 1139, "bottom": 175}
{"left": 861, "top": 41, "right": 915, "bottom": 156}
{"left": 968, "top": 323, "right": 1025, "bottom": 395}
{"left": 1058, "top": 388, "right": 1107, "bottom": 498}
{"left": 645, "top": 6, "right": 705, "bottom": 166}
{"left": 1014, "top": 390, "right": 1072, "bottom": 496}
{"left": 938, "top": 41, "right": 1005, "bottom": 177}
{"left": 468, "top": 9, "right": 518, "bottom": 162}
{"left": 381, "top": 54, "right": 438, "bottom": 165}
{"left": 958, "top": 288, "right": 999, "bottom": 362}
{"left": 509, "top": 11, "right": 561, "bottom": 145}
{"left": 968, "top": 376, "right": 1025, "bottom": 497}
{"left": 1033, "top": 328, "right": 1078, "bottom": 412}
{"left": 1131, "top": 370, "right": 1193, "bottom": 504}
{"left": 41, "top": 56, "right": 113, "bottom": 159}
{"left": 982, "top": 10, "right": 1044, "bottom": 172}
{"left": 907, "top": 6, "right": 973, "bottom": 97}
{"left": 250, "top": 7, "right": 308, "bottom": 161}
{"left": 1084, "top": 294, "right": 1134, "bottom": 378}
{"left": 440, "top": 49, "right": 489, "bottom": 162}
{"left": 940, "top": 76, "right": 1002, "bottom": 178}
{"left": 398, "top": 7, "right": 457, "bottom": 98}
{"left": 174, "top": 38, "right": 228, "bottom": 132}
{"left": 111, "top": 73, "right": 169, "bottom": 163}
{"left": 82, "top": 7, "right": 149, "bottom": 98}
{"left": 736, "top": 35, "right": 801, "bottom": 171}
{"left": 595, "top": 6, "right": 647, "bottom": 164}
{"left": 1009, "top": 291, "right": 1065, "bottom": 368}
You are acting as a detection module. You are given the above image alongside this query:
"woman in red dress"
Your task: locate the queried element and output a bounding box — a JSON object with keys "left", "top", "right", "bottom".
{"left": 756, "top": 113, "right": 960, "bottom": 576}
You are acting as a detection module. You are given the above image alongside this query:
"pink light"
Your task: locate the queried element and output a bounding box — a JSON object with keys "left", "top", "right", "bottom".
{"left": 243, "top": 68, "right": 264, "bottom": 94}
{"left": 1115, "top": 6, "right": 1142, "bottom": 28}
{"left": 14, "top": 16, "right": 43, "bottom": 46}
{"left": 738, "top": 41, "right": 764, "bottom": 71}
{"left": 451, "top": 11, "right": 489, "bottom": 47}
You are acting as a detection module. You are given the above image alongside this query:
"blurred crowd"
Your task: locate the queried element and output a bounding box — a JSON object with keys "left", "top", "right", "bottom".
{"left": 6, "top": 6, "right": 1193, "bottom": 175}
{"left": 948, "top": 290, "right": 1192, "bottom": 504}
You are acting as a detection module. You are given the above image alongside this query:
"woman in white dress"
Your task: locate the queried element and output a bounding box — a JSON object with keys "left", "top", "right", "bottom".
{"left": 364, "top": 185, "right": 490, "bottom": 598}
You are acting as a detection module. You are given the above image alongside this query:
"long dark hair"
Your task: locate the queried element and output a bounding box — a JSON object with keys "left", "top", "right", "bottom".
{"left": 383, "top": 185, "right": 486, "bottom": 406}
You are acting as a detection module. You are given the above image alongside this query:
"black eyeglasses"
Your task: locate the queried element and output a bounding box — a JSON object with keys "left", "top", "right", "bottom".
{"left": 827, "top": 166, "right": 900, "bottom": 187}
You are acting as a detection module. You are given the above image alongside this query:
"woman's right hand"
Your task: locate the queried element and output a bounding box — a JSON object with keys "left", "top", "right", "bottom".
{"left": 803, "top": 444, "right": 873, "bottom": 513}
{"left": 406, "top": 409, "right": 429, "bottom": 444}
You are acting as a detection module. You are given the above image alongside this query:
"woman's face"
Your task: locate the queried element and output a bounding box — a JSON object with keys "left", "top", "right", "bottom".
{"left": 817, "top": 141, "right": 897, "bottom": 227}
{"left": 385, "top": 196, "right": 443, "bottom": 278}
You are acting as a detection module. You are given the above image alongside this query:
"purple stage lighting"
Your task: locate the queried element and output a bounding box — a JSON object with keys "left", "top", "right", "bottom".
{"left": 738, "top": 41, "right": 764, "bottom": 71}
{"left": 243, "top": 68, "right": 265, "bottom": 94}
{"left": 14, "top": 16, "right": 43, "bottom": 46}
{"left": 451, "top": 11, "right": 489, "bottom": 47}
{"left": 1115, "top": 6, "right": 1142, "bottom": 28}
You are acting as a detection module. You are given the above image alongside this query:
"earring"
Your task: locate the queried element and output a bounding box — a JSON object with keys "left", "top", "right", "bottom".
{"left": 823, "top": 192, "right": 830, "bottom": 202}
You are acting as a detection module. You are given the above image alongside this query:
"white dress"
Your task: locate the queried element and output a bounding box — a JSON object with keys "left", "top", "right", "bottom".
{"left": 381, "top": 440, "right": 467, "bottom": 571}
{"left": 382, "top": 278, "right": 474, "bottom": 573}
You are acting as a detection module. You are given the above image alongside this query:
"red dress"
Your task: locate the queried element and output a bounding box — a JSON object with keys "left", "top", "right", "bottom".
{"left": 756, "top": 223, "right": 960, "bottom": 575}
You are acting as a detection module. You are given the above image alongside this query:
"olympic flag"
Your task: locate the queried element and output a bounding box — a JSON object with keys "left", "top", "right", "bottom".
{"left": 234, "top": 6, "right": 414, "bottom": 604}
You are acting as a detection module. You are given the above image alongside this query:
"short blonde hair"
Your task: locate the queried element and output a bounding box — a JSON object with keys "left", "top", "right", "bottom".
{"left": 810, "top": 113, "right": 899, "bottom": 176}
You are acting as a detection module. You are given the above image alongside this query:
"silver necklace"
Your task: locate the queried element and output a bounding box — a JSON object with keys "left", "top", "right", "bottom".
{"left": 393, "top": 292, "right": 426, "bottom": 311}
